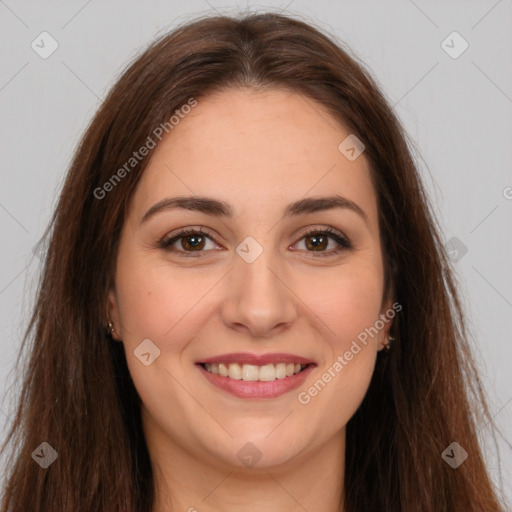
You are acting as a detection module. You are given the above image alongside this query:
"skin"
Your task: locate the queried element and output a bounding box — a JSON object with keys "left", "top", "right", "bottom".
{"left": 107, "top": 88, "right": 393, "bottom": 512}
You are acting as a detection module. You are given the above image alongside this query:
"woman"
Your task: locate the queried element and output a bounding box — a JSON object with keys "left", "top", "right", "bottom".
{"left": 0, "top": 11, "right": 506, "bottom": 512}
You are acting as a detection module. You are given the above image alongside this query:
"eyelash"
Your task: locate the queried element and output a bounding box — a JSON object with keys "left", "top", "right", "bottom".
{"left": 158, "top": 226, "right": 352, "bottom": 258}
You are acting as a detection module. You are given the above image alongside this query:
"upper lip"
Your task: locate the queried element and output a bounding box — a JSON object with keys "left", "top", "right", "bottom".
{"left": 197, "top": 352, "right": 315, "bottom": 366}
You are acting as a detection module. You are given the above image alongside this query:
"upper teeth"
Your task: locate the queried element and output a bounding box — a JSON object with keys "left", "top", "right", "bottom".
{"left": 204, "top": 362, "right": 306, "bottom": 381}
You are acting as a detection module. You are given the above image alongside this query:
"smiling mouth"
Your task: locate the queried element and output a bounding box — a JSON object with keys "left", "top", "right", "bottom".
{"left": 199, "top": 362, "right": 310, "bottom": 381}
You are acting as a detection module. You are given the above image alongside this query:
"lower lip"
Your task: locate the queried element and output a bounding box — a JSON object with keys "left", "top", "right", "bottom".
{"left": 197, "top": 364, "right": 315, "bottom": 399}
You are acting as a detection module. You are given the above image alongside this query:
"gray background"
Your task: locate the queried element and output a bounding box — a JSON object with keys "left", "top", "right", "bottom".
{"left": 1, "top": 0, "right": 511, "bottom": 504}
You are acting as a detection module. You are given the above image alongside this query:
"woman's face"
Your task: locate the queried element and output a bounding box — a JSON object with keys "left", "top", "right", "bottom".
{"left": 108, "top": 88, "right": 392, "bottom": 470}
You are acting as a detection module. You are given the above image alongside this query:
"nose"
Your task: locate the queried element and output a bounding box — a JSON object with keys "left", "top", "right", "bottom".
{"left": 220, "top": 244, "right": 298, "bottom": 339}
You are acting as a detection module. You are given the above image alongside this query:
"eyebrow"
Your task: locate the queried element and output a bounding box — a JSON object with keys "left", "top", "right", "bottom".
{"left": 140, "top": 194, "right": 368, "bottom": 225}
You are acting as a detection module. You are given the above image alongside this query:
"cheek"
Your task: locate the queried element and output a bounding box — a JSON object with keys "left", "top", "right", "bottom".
{"left": 115, "top": 253, "right": 216, "bottom": 345}
{"left": 114, "top": 256, "right": 212, "bottom": 427}
{"left": 302, "top": 262, "right": 385, "bottom": 347}
{"left": 293, "top": 263, "right": 383, "bottom": 416}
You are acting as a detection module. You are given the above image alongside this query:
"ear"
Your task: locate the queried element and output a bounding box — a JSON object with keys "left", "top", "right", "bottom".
{"left": 377, "top": 296, "right": 395, "bottom": 352}
{"left": 107, "top": 288, "right": 122, "bottom": 341}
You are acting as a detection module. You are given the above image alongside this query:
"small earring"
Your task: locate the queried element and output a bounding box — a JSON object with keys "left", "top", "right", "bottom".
{"left": 107, "top": 320, "right": 115, "bottom": 336}
{"left": 384, "top": 334, "right": 395, "bottom": 351}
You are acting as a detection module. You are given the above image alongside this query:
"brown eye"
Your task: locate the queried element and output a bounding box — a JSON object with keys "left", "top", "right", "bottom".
{"left": 304, "top": 233, "right": 329, "bottom": 251}
{"left": 160, "top": 228, "right": 218, "bottom": 255}
{"left": 294, "top": 228, "right": 352, "bottom": 257}
{"left": 180, "top": 233, "right": 206, "bottom": 251}
{"left": 160, "top": 226, "right": 351, "bottom": 258}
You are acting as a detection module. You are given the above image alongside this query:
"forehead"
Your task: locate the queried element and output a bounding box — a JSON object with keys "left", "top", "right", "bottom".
{"left": 130, "top": 88, "right": 377, "bottom": 227}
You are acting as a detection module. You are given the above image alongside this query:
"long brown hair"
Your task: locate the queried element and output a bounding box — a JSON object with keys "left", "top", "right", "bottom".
{"left": 0, "top": 11, "right": 506, "bottom": 511}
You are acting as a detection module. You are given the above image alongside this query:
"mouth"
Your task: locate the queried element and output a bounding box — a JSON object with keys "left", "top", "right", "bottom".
{"left": 195, "top": 353, "right": 316, "bottom": 399}
{"left": 199, "top": 361, "right": 310, "bottom": 381}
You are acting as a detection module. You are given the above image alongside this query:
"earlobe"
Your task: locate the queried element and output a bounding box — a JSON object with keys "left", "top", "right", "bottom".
{"left": 378, "top": 334, "right": 394, "bottom": 352}
{"left": 378, "top": 297, "right": 396, "bottom": 351}
{"left": 106, "top": 288, "right": 122, "bottom": 341}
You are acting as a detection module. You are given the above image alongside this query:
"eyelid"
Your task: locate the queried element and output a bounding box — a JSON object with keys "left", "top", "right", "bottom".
{"left": 159, "top": 226, "right": 220, "bottom": 255}
{"left": 290, "top": 226, "right": 352, "bottom": 257}
{"left": 296, "top": 225, "right": 349, "bottom": 244}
